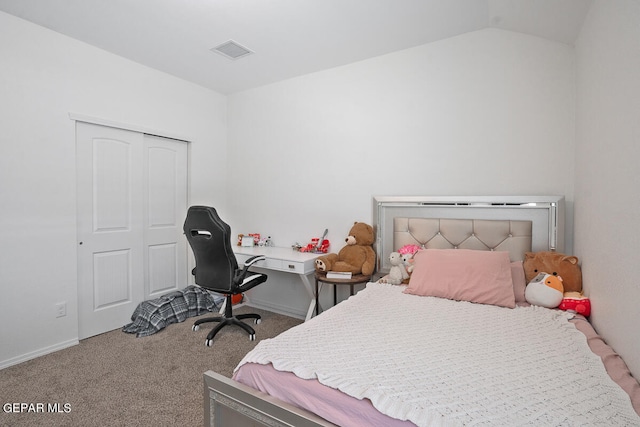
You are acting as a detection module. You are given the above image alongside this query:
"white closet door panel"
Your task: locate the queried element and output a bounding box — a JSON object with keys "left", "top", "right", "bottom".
{"left": 77, "top": 123, "right": 144, "bottom": 339}
{"left": 148, "top": 243, "right": 178, "bottom": 295}
{"left": 93, "top": 139, "right": 132, "bottom": 231}
{"left": 93, "top": 249, "right": 132, "bottom": 309}
{"left": 148, "top": 146, "right": 177, "bottom": 226}
{"left": 144, "top": 135, "right": 188, "bottom": 299}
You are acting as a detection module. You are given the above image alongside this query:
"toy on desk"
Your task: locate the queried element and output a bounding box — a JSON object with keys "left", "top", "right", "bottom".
{"left": 317, "top": 229, "right": 328, "bottom": 251}
{"left": 258, "top": 236, "right": 273, "bottom": 247}
{"left": 299, "top": 237, "right": 330, "bottom": 253}
{"left": 314, "top": 222, "right": 375, "bottom": 276}
{"left": 298, "top": 228, "right": 330, "bottom": 253}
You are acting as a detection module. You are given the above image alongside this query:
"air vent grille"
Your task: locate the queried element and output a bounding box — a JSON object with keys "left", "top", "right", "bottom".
{"left": 211, "top": 40, "right": 253, "bottom": 60}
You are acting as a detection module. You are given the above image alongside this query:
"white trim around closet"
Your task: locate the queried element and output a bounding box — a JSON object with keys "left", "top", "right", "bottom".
{"left": 68, "top": 112, "right": 190, "bottom": 142}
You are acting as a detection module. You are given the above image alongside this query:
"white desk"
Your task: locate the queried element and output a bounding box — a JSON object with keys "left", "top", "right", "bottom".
{"left": 233, "top": 246, "right": 319, "bottom": 321}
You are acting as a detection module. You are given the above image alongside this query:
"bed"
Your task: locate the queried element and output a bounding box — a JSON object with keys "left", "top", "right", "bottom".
{"left": 204, "top": 196, "right": 640, "bottom": 427}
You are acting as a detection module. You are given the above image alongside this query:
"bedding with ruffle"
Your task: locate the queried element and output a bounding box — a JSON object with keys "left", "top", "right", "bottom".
{"left": 237, "top": 282, "right": 640, "bottom": 426}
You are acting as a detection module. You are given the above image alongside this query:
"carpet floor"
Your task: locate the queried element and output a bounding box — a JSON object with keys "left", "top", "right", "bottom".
{"left": 0, "top": 306, "right": 302, "bottom": 427}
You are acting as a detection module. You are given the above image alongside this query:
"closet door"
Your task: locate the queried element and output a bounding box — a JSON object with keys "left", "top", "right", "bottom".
{"left": 76, "top": 122, "right": 187, "bottom": 339}
{"left": 144, "top": 134, "right": 188, "bottom": 300}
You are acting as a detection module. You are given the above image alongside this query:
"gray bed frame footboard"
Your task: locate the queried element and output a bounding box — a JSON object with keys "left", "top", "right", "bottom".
{"left": 204, "top": 370, "right": 337, "bottom": 427}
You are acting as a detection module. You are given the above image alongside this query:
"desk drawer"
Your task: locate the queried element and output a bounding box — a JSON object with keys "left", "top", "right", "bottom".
{"left": 235, "top": 253, "right": 308, "bottom": 274}
{"left": 262, "top": 258, "right": 283, "bottom": 270}
{"left": 260, "top": 258, "right": 305, "bottom": 274}
{"left": 238, "top": 256, "right": 280, "bottom": 270}
{"left": 281, "top": 261, "right": 305, "bottom": 274}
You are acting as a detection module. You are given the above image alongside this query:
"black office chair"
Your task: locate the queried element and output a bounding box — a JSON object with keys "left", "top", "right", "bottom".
{"left": 184, "top": 206, "right": 267, "bottom": 346}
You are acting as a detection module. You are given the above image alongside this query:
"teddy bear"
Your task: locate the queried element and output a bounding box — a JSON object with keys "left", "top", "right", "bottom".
{"left": 525, "top": 272, "right": 565, "bottom": 308}
{"left": 314, "top": 222, "right": 376, "bottom": 276}
{"left": 523, "top": 251, "right": 582, "bottom": 293}
{"left": 377, "top": 252, "right": 408, "bottom": 285}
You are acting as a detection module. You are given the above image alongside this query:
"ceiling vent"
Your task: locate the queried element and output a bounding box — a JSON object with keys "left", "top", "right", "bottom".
{"left": 210, "top": 40, "right": 253, "bottom": 60}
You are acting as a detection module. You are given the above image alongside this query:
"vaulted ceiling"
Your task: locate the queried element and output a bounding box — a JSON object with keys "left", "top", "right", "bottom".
{"left": 0, "top": 0, "right": 593, "bottom": 94}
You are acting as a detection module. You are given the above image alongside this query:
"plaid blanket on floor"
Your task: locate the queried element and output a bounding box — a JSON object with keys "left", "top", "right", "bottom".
{"left": 122, "top": 285, "right": 223, "bottom": 337}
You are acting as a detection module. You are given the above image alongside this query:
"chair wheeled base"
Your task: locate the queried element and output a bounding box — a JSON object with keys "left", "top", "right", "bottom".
{"left": 192, "top": 294, "right": 261, "bottom": 346}
{"left": 184, "top": 206, "right": 268, "bottom": 347}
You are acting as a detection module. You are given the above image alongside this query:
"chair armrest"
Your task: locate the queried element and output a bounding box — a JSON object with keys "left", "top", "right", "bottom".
{"left": 243, "top": 255, "right": 265, "bottom": 267}
{"left": 235, "top": 255, "right": 265, "bottom": 284}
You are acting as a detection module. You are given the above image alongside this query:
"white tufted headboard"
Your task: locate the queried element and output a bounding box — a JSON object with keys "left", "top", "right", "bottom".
{"left": 373, "top": 196, "right": 565, "bottom": 273}
{"left": 393, "top": 218, "right": 532, "bottom": 262}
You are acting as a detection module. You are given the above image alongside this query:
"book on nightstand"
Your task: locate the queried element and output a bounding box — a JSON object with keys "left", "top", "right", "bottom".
{"left": 326, "top": 271, "right": 352, "bottom": 279}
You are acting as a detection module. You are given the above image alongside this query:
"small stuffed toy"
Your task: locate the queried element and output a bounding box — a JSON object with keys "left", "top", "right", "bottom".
{"left": 400, "top": 252, "right": 414, "bottom": 284}
{"left": 523, "top": 251, "right": 591, "bottom": 313}
{"left": 523, "top": 251, "right": 582, "bottom": 293}
{"left": 377, "top": 252, "right": 408, "bottom": 285}
{"left": 398, "top": 244, "right": 421, "bottom": 257}
{"left": 559, "top": 292, "right": 591, "bottom": 316}
{"left": 401, "top": 252, "right": 415, "bottom": 274}
{"left": 315, "top": 222, "right": 376, "bottom": 276}
{"left": 398, "top": 244, "right": 419, "bottom": 284}
{"left": 525, "top": 272, "right": 564, "bottom": 308}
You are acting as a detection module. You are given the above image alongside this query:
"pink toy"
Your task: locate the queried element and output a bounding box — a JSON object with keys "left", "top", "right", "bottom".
{"left": 398, "top": 244, "right": 420, "bottom": 255}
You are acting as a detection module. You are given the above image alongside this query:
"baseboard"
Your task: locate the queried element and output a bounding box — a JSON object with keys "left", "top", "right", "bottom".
{"left": 245, "top": 299, "right": 305, "bottom": 320}
{"left": 0, "top": 338, "right": 79, "bottom": 370}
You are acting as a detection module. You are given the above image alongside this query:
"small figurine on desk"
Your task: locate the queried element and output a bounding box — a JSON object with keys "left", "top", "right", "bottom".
{"left": 258, "top": 236, "right": 274, "bottom": 247}
{"left": 299, "top": 238, "right": 330, "bottom": 253}
{"left": 297, "top": 229, "right": 330, "bottom": 253}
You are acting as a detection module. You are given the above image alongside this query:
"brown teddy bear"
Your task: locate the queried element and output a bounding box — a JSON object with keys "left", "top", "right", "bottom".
{"left": 314, "top": 222, "right": 376, "bottom": 276}
{"left": 523, "top": 251, "right": 582, "bottom": 293}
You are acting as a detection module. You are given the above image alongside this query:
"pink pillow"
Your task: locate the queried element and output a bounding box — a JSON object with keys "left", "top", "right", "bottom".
{"left": 404, "top": 249, "right": 516, "bottom": 308}
{"left": 511, "top": 261, "right": 526, "bottom": 303}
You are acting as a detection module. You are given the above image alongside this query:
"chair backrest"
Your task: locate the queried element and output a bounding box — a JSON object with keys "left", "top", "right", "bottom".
{"left": 183, "top": 206, "right": 239, "bottom": 293}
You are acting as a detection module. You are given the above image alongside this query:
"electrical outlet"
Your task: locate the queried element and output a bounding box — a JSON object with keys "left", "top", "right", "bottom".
{"left": 55, "top": 302, "right": 67, "bottom": 318}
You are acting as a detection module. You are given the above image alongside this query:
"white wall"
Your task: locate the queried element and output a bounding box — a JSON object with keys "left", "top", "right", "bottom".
{"left": 0, "top": 11, "right": 227, "bottom": 368}
{"left": 3, "top": 10, "right": 609, "bottom": 371}
{"left": 228, "top": 28, "right": 576, "bottom": 317}
{"left": 574, "top": 0, "right": 640, "bottom": 379}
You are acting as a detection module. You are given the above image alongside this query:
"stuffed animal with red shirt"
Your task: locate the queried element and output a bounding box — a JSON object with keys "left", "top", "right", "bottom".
{"left": 523, "top": 251, "right": 590, "bottom": 316}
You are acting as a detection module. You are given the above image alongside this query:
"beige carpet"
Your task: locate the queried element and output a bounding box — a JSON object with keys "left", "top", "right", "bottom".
{"left": 0, "top": 306, "right": 302, "bottom": 427}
